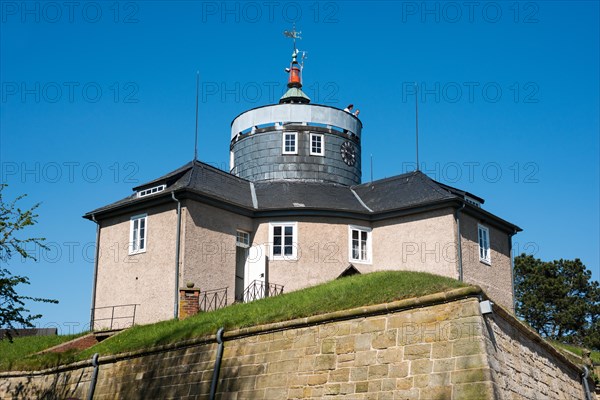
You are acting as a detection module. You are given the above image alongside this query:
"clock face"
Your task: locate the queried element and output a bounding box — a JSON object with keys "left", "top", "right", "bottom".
{"left": 340, "top": 141, "right": 357, "bottom": 166}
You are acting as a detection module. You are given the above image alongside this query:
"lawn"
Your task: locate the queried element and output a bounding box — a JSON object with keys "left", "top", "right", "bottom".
{"left": 0, "top": 333, "right": 84, "bottom": 371}
{"left": 1, "top": 271, "right": 465, "bottom": 371}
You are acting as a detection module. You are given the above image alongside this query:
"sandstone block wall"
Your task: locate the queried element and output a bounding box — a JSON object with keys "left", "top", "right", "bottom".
{"left": 482, "top": 306, "right": 586, "bottom": 399}
{"left": 0, "top": 288, "right": 588, "bottom": 399}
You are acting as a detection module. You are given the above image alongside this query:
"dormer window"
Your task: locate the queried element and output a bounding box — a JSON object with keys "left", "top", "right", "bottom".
{"left": 465, "top": 196, "right": 481, "bottom": 208}
{"left": 137, "top": 184, "right": 166, "bottom": 198}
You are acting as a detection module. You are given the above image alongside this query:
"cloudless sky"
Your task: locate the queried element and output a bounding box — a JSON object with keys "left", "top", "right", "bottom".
{"left": 1, "top": 1, "right": 598, "bottom": 333}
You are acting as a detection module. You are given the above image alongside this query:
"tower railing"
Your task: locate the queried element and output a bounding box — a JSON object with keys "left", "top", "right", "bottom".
{"left": 231, "top": 103, "right": 362, "bottom": 140}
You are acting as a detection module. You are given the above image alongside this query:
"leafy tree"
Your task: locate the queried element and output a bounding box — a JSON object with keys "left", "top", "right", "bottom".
{"left": 514, "top": 253, "right": 600, "bottom": 350}
{"left": 0, "top": 184, "right": 57, "bottom": 340}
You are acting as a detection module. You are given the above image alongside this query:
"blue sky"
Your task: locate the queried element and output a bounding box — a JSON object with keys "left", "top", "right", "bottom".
{"left": 1, "top": 1, "right": 598, "bottom": 333}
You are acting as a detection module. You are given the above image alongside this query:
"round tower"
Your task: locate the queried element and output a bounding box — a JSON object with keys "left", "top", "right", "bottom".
{"left": 229, "top": 32, "right": 362, "bottom": 186}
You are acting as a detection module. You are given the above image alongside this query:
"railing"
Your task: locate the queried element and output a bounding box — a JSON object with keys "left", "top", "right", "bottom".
{"left": 92, "top": 304, "right": 138, "bottom": 331}
{"left": 199, "top": 287, "right": 228, "bottom": 312}
{"left": 240, "top": 280, "right": 284, "bottom": 303}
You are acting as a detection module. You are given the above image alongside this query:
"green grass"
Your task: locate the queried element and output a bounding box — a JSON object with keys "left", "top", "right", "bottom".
{"left": 0, "top": 333, "right": 85, "bottom": 371}
{"left": 550, "top": 341, "right": 600, "bottom": 364}
{"left": 80, "top": 271, "right": 465, "bottom": 359}
{"left": 2, "top": 271, "right": 465, "bottom": 371}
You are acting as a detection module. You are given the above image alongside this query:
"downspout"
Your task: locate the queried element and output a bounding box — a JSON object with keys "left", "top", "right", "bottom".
{"left": 86, "top": 353, "right": 99, "bottom": 400}
{"left": 209, "top": 327, "right": 225, "bottom": 400}
{"left": 171, "top": 192, "right": 182, "bottom": 319}
{"left": 508, "top": 228, "right": 518, "bottom": 312}
{"left": 89, "top": 214, "right": 100, "bottom": 331}
{"left": 454, "top": 203, "right": 466, "bottom": 282}
{"left": 582, "top": 366, "right": 593, "bottom": 400}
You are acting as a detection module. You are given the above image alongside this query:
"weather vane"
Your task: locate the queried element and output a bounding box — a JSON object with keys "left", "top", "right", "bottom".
{"left": 283, "top": 24, "right": 307, "bottom": 68}
{"left": 283, "top": 24, "right": 302, "bottom": 51}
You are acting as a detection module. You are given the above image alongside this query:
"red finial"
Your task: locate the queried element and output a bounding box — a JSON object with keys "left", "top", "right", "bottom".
{"left": 287, "top": 50, "right": 302, "bottom": 88}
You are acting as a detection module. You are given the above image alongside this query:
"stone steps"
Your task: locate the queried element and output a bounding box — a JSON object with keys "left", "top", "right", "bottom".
{"left": 38, "top": 330, "right": 122, "bottom": 354}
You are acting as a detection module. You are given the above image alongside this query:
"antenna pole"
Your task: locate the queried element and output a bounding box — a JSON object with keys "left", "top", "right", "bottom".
{"left": 194, "top": 71, "right": 200, "bottom": 161}
{"left": 415, "top": 82, "right": 419, "bottom": 171}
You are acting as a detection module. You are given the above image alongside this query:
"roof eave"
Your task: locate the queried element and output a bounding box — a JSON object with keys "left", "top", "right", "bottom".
{"left": 82, "top": 191, "right": 177, "bottom": 221}
{"left": 82, "top": 187, "right": 255, "bottom": 221}
{"left": 462, "top": 203, "right": 522, "bottom": 233}
{"left": 82, "top": 185, "right": 521, "bottom": 234}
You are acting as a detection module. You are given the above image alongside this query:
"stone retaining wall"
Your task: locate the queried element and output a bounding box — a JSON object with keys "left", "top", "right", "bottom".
{"left": 0, "top": 287, "right": 589, "bottom": 399}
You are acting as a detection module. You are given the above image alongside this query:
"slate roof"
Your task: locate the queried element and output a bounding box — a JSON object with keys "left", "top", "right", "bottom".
{"left": 353, "top": 172, "right": 459, "bottom": 213}
{"left": 84, "top": 161, "right": 253, "bottom": 216}
{"left": 254, "top": 181, "right": 365, "bottom": 212}
{"left": 83, "top": 160, "right": 520, "bottom": 232}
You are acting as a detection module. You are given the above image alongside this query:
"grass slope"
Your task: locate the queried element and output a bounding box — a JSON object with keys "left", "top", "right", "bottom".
{"left": 2, "top": 271, "right": 464, "bottom": 371}
{"left": 551, "top": 341, "right": 600, "bottom": 364}
{"left": 0, "top": 334, "right": 83, "bottom": 371}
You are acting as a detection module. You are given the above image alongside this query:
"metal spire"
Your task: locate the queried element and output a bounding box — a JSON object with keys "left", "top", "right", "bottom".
{"left": 280, "top": 25, "right": 310, "bottom": 104}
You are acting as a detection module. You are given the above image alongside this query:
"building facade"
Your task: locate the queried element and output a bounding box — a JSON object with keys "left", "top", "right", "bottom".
{"left": 85, "top": 43, "right": 520, "bottom": 329}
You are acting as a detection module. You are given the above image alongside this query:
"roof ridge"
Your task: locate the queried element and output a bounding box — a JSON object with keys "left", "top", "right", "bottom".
{"left": 415, "top": 171, "right": 459, "bottom": 199}
{"left": 354, "top": 170, "right": 417, "bottom": 189}
{"left": 192, "top": 159, "right": 252, "bottom": 185}
{"left": 430, "top": 177, "right": 485, "bottom": 204}
{"left": 132, "top": 161, "right": 195, "bottom": 191}
{"left": 186, "top": 162, "right": 195, "bottom": 187}
{"left": 350, "top": 187, "right": 373, "bottom": 212}
{"left": 249, "top": 182, "right": 258, "bottom": 209}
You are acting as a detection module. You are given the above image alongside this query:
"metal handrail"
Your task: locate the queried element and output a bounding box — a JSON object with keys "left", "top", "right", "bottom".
{"left": 241, "top": 280, "right": 284, "bottom": 303}
{"left": 199, "top": 287, "right": 228, "bottom": 312}
{"left": 92, "top": 304, "right": 138, "bottom": 330}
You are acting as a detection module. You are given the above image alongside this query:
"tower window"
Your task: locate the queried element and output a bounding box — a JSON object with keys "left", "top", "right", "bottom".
{"left": 349, "top": 225, "right": 371, "bottom": 263}
{"left": 129, "top": 214, "right": 147, "bottom": 255}
{"left": 310, "top": 133, "right": 324, "bottom": 156}
{"left": 283, "top": 132, "right": 297, "bottom": 154}
{"left": 270, "top": 222, "right": 297, "bottom": 260}
{"left": 478, "top": 224, "right": 491, "bottom": 265}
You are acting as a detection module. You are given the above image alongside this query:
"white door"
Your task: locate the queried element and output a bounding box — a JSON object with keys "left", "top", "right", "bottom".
{"left": 244, "top": 244, "right": 266, "bottom": 301}
{"left": 235, "top": 247, "right": 248, "bottom": 302}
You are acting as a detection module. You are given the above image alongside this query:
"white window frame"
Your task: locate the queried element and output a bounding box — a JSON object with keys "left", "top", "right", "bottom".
{"left": 236, "top": 230, "right": 250, "bottom": 248}
{"left": 137, "top": 184, "right": 166, "bottom": 198}
{"left": 478, "top": 224, "right": 491, "bottom": 265}
{"left": 310, "top": 133, "right": 324, "bottom": 156}
{"left": 465, "top": 195, "right": 481, "bottom": 208}
{"left": 348, "top": 225, "right": 372, "bottom": 264}
{"left": 129, "top": 214, "right": 148, "bottom": 255}
{"left": 282, "top": 132, "right": 298, "bottom": 155}
{"left": 269, "top": 222, "right": 298, "bottom": 260}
